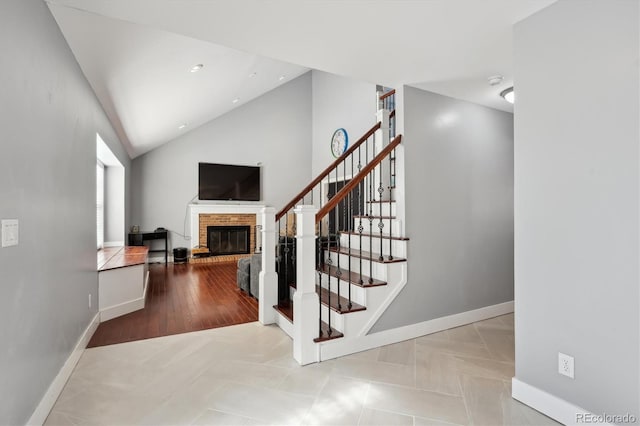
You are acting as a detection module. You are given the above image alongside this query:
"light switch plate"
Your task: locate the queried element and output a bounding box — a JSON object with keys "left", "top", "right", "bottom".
{"left": 2, "top": 219, "right": 19, "bottom": 247}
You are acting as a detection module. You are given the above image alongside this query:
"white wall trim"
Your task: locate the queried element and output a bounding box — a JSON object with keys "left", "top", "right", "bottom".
{"left": 319, "top": 300, "right": 514, "bottom": 361}
{"left": 512, "top": 378, "right": 614, "bottom": 426}
{"left": 103, "top": 241, "right": 124, "bottom": 248}
{"left": 358, "top": 265, "right": 408, "bottom": 336}
{"left": 27, "top": 313, "right": 100, "bottom": 426}
{"left": 274, "top": 309, "right": 294, "bottom": 339}
{"left": 148, "top": 255, "right": 170, "bottom": 264}
{"left": 99, "top": 293, "right": 145, "bottom": 322}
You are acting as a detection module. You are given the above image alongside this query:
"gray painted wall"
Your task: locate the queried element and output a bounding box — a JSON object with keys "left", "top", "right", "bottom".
{"left": 130, "top": 72, "right": 312, "bottom": 251}
{"left": 0, "top": 0, "right": 130, "bottom": 423}
{"left": 371, "top": 87, "right": 514, "bottom": 331}
{"left": 514, "top": 0, "right": 639, "bottom": 417}
{"left": 311, "top": 71, "right": 377, "bottom": 176}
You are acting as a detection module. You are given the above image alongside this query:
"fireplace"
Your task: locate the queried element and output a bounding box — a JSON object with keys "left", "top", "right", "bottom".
{"left": 207, "top": 226, "right": 250, "bottom": 255}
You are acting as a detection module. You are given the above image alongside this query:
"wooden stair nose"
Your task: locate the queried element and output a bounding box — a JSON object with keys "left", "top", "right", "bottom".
{"left": 353, "top": 215, "right": 396, "bottom": 220}
{"left": 328, "top": 246, "right": 407, "bottom": 263}
{"left": 320, "top": 264, "right": 386, "bottom": 287}
{"left": 274, "top": 301, "right": 293, "bottom": 323}
{"left": 341, "top": 231, "right": 409, "bottom": 241}
{"left": 314, "top": 321, "right": 344, "bottom": 342}
{"left": 275, "top": 301, "right": 344, "bottom": 342}
{"left": 316, "top": 285, "right": 366, "bottom": 314}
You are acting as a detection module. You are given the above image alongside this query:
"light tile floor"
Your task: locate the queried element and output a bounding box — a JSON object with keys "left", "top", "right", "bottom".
{"left": 45, "top": 314, "right": 558, "bottom": 425}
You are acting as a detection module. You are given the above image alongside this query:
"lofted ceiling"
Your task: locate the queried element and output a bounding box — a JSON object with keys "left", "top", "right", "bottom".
{"left": 47, "top": 0, "right": 556, "bottom": 159}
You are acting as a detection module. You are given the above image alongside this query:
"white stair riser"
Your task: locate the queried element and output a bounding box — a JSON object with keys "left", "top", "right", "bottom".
{"left": 320, "top": 304, "right": 344, "bottom": 332}
{"left": 338, "top": 235, "right": 407, "bottom": 258}
{"left": 352, "top": 218, "right": 401, "bottom": 235}
{"left": 316, "top": 274, "right": 367, "bottom": 306}
{"left": 369, "top": 202, "right": 396, "bottom": 217}
{"left": 325, "top": 251, "right": 388, "bottom": 281}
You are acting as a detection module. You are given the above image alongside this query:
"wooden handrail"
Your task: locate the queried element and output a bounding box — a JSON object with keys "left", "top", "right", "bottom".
{"left": 316, "top": 134, "right": 402, "bottom": 223}
{"left": 276, "top": 121, "right": 381, "bottom": 221}
{"left": 390, "top": 109, "right": 396, "bottom": 119}
{"left": 379, "top": 89, "right": 396, "bottom": 101}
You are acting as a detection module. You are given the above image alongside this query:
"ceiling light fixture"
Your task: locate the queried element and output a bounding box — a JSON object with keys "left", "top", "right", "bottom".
{"left": 190, "top": 64, "right": 204, "bottom": 73}
{"left": 178, "top": 123, "right": 187, "bottom": 129}
{"left": 278, "top": 75, "right": 286, "bottom": 81}
{"left": 232, "top": 98, "right": 240, "bottom": 104}
{"left": 488, "top": 75, "right": 503, "bottom": 86}
{"left": 500, "top": 87, "right": 514, "bottom": 104}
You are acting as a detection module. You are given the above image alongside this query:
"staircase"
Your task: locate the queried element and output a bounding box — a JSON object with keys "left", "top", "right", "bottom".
{"left": 265, "top": 90, "right": 409, "bottom": 364}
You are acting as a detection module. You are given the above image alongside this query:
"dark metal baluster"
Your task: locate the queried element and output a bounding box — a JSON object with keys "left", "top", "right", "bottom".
{"left": 317, "top": 221, "right": 323, "bottom": 339}
{"left": 291, "top": 218, "right": 296, "bottom": 288}
{"left": 347, "top": 158, "right": 352, "bottom": 309}
{"left": 277, "top": 218, "right": 282, "bottom": 304}
{"left": 368, "top": 169, "right": 374, "bottom": 284}
{"left": 336, "top": 205, "right": 342, "bottom": 312}
{"left": 389, "top": 151, "right": 394, "bottom": 260}
{"left": 357, "top": 145, "right": 364, "bottom": 285}
{"left": 325, "top": 219, "right": 333, "bottom": 337}
{"left": 284, "top": 213, "right": 291, "bottom": 304}
{"left": 334, "top": 166, "right": 341, "bottom": 311}
{"left": 378, "top": 162, "right": 385, "bottom": 261}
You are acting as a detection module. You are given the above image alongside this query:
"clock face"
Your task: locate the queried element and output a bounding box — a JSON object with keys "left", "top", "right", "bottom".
{"left": 331, "top": 128, "right": 348, "bottom": 158}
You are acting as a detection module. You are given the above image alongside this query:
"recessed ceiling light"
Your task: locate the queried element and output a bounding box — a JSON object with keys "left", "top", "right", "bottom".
{"left": 278, "top": 75, "right": 286, "bottom": 81}
{"left": 190, "top": 64, "right": 204, "bottom": 73}
{"left": 488, "top": 75, "right": 503, "bottom": 86}
{"left": 178, "top": 123, "right": 187, "bottom": 129}
{"left": 500, "top": 87, "right": 514, "bottom": 104}
{"left": 232, "top": 98, "right": 240, "bottom": 104}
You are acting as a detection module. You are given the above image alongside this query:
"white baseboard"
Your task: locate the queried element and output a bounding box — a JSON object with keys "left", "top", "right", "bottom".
{"left": 148, "top": 255, "right": 170, "bottom": 264}
{"left": 27, "top": 313, "right": 100, "bottom": 426}
{"left": 512, "top": 378, "right": 614, "bottom": 426}
{"left": 100, "top": 296, "right": 145, "bottom": 322}
{"left": 104, "top": 241, "right": 124, "bottom": 248}
{"left": 274, "top": 309, "right": 294, "bottom": 339}
{"left": 319, "top": 300, "right": 514, "bottom": 361}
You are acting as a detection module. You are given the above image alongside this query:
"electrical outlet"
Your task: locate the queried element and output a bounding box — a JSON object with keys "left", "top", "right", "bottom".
{"left": 1, "top": 219, "right": 19, "bottom": 248}
{"left": 558, "top": 352, "right": 574, "bottom": 378}
{"left": 88, "top": 294, "right": 92, "bottom": 309}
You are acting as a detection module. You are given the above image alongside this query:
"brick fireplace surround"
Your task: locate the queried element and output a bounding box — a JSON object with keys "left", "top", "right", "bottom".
{"left": 189, "top": 204, "right": 265, "bottom": 264}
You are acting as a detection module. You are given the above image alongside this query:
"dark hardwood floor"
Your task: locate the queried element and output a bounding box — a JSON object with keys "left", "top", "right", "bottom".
{"left": 88, "top": 262, "right": 258, "bottom": 348}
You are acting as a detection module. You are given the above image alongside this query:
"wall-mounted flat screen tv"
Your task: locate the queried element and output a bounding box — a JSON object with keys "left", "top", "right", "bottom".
{"left": 198, "top": 162, "right": 261, "bottom": 201}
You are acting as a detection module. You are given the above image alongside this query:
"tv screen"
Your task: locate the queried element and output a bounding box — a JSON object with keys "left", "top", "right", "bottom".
{"left": 198, "top": 163, "right": 261, "bottom": 201}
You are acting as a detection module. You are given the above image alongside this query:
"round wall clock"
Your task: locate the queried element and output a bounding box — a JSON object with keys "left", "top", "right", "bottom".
{"left": 330, "top": 128, "right": 349, "bottom": 158}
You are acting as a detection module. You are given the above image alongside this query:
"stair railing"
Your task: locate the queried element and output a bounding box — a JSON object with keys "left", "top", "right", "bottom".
{"left": 312, "top": 134, "right": 402, "bottom": 341}
{"left": 274, "top": 122, "right": 381, "bottom": 309}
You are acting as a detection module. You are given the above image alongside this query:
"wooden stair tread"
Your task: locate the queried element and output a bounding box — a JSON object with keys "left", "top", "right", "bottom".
{"left": 274, "top": 301, "right": 293, "bottom": 323}
{"left": 275, "top": 301, "right": 344, "bottom": 342}
{"left": 316, "top": 285, "right": 366, "bottom": 313}
{"left": 314, "top": 321, "right": 344, "bottom": 342}
{"left": 328, "top": 246, "right": 407, "bottom": 263}
{"left": 353, "top": 215, "right": 396, "bottom": 219}
{"left": 340, "top": 231, "right": 409, "bottom": 241}
{"left": 319, "top": 264, "right": 386, "bottom": 287}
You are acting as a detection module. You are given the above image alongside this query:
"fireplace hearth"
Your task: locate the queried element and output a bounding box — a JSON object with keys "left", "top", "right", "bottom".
{"left": 207, "top": 226, "right": 250, "bottom": 256}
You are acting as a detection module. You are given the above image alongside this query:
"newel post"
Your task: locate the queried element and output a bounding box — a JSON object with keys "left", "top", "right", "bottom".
{"left": 293, "top": 205, "right": 320, "bottom": 365}
{"left": 258, "top": 207, "right": 278, "bottom": 325}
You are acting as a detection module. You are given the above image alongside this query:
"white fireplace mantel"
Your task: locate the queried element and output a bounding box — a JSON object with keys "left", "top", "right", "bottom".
{"left": 189, "top": 203, "right": 267, "bottom": 249}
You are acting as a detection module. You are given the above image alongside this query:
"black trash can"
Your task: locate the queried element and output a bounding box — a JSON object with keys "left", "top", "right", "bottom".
{"left": 173, "top": 247, "right": 188, "bottom": 264}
